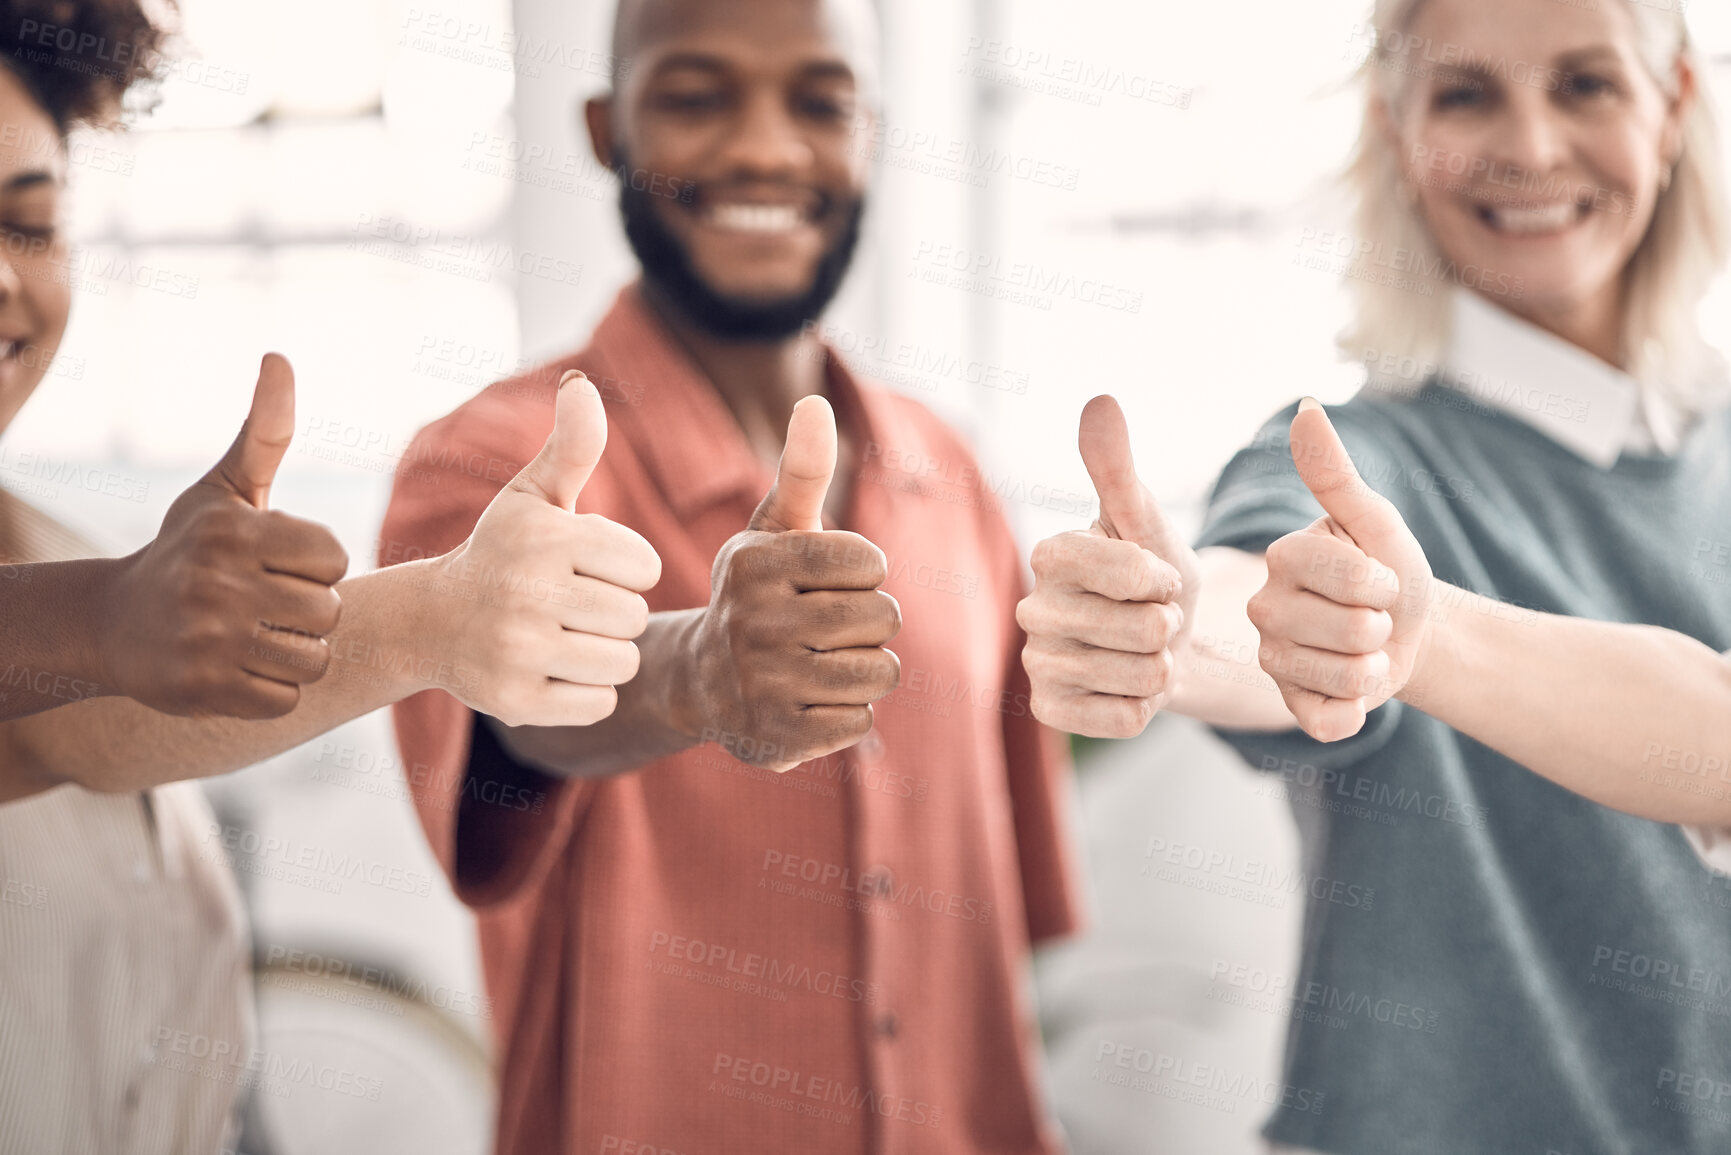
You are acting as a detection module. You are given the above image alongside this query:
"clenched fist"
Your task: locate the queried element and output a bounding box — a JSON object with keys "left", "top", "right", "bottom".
{"left": 1018, "top": 395, "right": 1197, "bottom": 738}
{"left": 96, "top": 354, "right": 349, "bottom": 719}
{"left": 428, "top": 372, "right": 662, "bottom": 728}
{"left": 671, "top": 395, "right": 901, "bottom": 772}
{"left": 1247, "top": 398, "right": 1434, "bottom": 742}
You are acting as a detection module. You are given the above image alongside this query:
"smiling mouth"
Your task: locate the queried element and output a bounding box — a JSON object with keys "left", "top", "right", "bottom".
{"left": 1472, "top": 199, "right": 1591, "bottom": 236}
{"left": 703, "top": 202, "right": 815, "bottom": 235}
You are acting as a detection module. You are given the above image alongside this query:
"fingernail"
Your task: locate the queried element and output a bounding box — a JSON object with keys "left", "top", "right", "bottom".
{"left": 1298, "top": 396, "right": 1322, "bottom": 413}
{"left": 559, "top": 369, "right": 589, "bottom": 391}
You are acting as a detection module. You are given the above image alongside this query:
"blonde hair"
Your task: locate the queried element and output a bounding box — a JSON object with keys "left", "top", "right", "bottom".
{"left": 1341, "top": 0, "right": 1729, "bottom": 404}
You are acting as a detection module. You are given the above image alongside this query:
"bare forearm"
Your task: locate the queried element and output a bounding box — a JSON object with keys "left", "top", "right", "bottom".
{"left": 1169, "top": 547, "right": 1297, "bottom": 732}
{"left": 0, "top": 562, "right": 440, "bottom": 802}
{"left": 488, "top": 607, "right": 706, "bottom": 779}
{"left": 1406, "top": 585, "right": 1731, "bottom": 826}
{"left": 0, "top": 559, "right": 122, "bottom": 722}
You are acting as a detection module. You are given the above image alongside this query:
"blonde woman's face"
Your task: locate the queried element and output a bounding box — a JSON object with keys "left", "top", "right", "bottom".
{"left": 1392, "top": 0, "right": 1685, "bottom": 334}
{"left": 0, "top": 66, "right": 69, "bottom": 437}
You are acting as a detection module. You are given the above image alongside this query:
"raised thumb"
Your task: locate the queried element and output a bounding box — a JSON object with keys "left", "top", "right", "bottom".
{"left": 206, "top": 352, "right": 295, "bottom": 509}
{"left": 1289, "top": 398, "right": 1396, "bottom": 547}
{"left": 748, "top": 395, "right": 837, "bottom": 533}
{"left": 508, "top": 370, "right": 607, "bottom": 511}
{"left": 1078, "top": 394, "right": 1182, "bottom": 554}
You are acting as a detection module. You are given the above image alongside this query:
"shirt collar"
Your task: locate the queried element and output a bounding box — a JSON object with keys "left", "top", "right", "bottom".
{"left": 588, "top": 283, "right": 886, "bottom": 524}
{"left": 1439, "top": 289, "right": 1650, "bottom": 469}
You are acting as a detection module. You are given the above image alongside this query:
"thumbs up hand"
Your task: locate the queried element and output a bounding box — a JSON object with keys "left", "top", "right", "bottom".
{"left": 96, "top": 354, "right": 350, "bottom": 719}
{"left": 669, "top": 395, "right": 901, "bottom": 772}
{"left": 428, "top": 371, "right": 661, "bottom": 729}
{"left": 1017, "top": 396, "right": 1197, "bottom": 738}
{"left": 1246, "top": 399, "right": 1435, "bottom": 742}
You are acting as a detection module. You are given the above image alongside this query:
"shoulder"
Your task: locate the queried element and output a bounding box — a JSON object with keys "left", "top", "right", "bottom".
{"left": 1201, "top": 389, "right": 1430, "bottom": 551}
{"left": 402, "top": 344, "right": 652, "bottom": 483}
{"left": 407, "top": 360, "right": 569, "bottom": 468}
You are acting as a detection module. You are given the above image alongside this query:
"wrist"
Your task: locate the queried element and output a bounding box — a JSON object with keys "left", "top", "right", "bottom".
{"left": 73, "top": 555, "right": 132, "bottom": 694}
{"left": 334, "top": 559, "right": 449, "bottom": 700}
{"left": 661, "top": 608, "right": 713, "bottom": 743}
{"left": 1398, "top": 576, "right": 1461, "bottom": 711}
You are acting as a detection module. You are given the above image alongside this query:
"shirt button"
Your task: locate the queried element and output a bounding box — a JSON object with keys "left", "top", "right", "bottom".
{"left": 875, "top": 1011, "right": 899, "bottom": 1040}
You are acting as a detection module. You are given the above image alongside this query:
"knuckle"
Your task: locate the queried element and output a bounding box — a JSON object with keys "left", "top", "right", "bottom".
{"left": 1153, "top": 648, "right": 1176, "bottom": 690}
{"left": 827, "top": 532, "right": 885, "bottom": 583}
{"left": 258, "top": 508, "right": 296, "bottom": 538}
{"left": 820, "top": 654, "right": 859, "bottom": 692}
{"left": 582, "top": 686, "right": 620, "bottom": 725}
{"left": 1022, "top": 643, "right": 1062, "bottom": 692}
{"left": 1130, "top": 653, "right": 1168, "bottom": 698}
{"left": 875, "top": 648, "right": 902, "bottom": 692}
{"left": 186, "top": 519, "right": 237, "bottom": 562}
{"left": 301, "top": 640, "right": 333, "bottom": 678}
{"left": 1102, "top": 544, "right": 1141, "bottom": 596}
{"left": 720, "top": 537, "right": 764, "bottom": 579}
{"left": 614, "top": 641, "right": 643, "bottom": 684}
{"left": 775, "top": 530, "right": 821, "bottom": 562}
{"left": 1245, "top": 590, "right": 1274, "bottom": 631}
{"left": 1337, "top": 655, "right": 1377, "bottom": 692}
{"left": 729, "top": 607, "right": 772, "bottom": 651}
{"left": 1124, "top": 551, "right": 1161, "bottom": 598}
{"left": 842, "top": 708, "right": 874, "bottom": 746}
{"left": 632, "top": 538, "right": 663, "bottom": 589}
{"left": 183, "top": 614, "right": 232, "bottom": 655}
{"left": 627, "top": 593, "right": 651, "bottom": 637}
{"left": 312, "top": 592, "right": 343, "bottom": 636}
{"left": 819, "top": 593, "right": 861, "bottom": 629}
{"left": 1030, "top": 536, "right": 1063, "bottom": 575}
{"left": 495, "top": 626, "right": 540, "bottom": 673}
{"left": 1343, "top": 609, "right": 1382, "bottom": 653}
{"left": 1015, "top": 594, "right": 1054, "bottom": 639}
{"left": 877, "top": 592, "right": 903, "bottom": 640}
{"left": 1109, "top": 696, "right": 1152, "bottom": 738}
{"left": 1130, "top": 604, "right": 1167, "bottom": 653}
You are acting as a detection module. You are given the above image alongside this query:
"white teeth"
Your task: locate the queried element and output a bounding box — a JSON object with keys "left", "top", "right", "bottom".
{"left": 708, "top": 203, "right": 805, "bottom": 233}
{"left": 1480, "top": 201, "right": 1584, "bottom": 235}
{"left": 0, "top": 341, "right": 17, "bottom": 360}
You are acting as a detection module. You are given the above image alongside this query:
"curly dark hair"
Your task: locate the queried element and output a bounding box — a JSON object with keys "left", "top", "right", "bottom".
{"left": 0, "top": 0, "right": 175, "bottom": 133}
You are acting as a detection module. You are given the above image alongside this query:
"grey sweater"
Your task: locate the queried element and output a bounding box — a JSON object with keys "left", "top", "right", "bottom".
{"left": 1198, "top": 384, "right": 1731, "bottom": 1155}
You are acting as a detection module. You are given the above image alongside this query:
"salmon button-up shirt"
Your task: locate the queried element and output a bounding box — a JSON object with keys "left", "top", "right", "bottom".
{"left": 382, "top": 285, "right": 1082, "bottom": 1155}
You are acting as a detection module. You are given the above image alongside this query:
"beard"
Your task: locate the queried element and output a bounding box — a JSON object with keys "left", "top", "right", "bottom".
{"left": 616, "top": 154, "right": 865, "bottom": 342}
